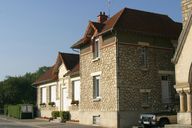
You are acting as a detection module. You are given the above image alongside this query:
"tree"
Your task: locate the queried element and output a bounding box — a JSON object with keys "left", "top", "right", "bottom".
{"left": 0, "top": 66, "right": 50, "bottom": 108}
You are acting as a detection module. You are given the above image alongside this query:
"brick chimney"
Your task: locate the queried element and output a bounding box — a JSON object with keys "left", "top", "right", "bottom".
{"left": 97, "top": 12, "right": 108, "bottom": 23}
{"left": 181, "top": 0, "right": 192, "bottom": 27}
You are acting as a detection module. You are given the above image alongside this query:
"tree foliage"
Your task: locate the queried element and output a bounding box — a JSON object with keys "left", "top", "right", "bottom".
{"left": 0, "top": 66, "right": 50, "bottom": 108}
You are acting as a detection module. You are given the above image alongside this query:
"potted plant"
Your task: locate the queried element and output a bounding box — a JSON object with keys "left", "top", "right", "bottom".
{"left": 40, "top": 103, "right": 46, "bottom": 107}
{"left": 48, "top": 102, "right": 55, "bottom": 107}
{"left": 71, "top": 100, "right": 79, "bottom": 106}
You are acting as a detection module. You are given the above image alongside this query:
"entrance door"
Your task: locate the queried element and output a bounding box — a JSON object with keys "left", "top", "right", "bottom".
{"left": 62, "top": 88, "right": 69, "bottom": 111}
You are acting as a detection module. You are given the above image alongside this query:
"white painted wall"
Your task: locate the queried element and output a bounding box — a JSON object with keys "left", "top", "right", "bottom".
{"left": 176, "top": 25, "right": 192, "bottom": 84}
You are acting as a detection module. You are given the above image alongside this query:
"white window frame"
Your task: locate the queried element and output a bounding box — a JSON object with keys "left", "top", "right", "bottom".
{"left": 41, "top": 87, "right": 47, "bottom": 104}
{"left": 93, "top": 75, "right": 101, "bottom": 100}
{"left": 93, "top": 38, "right": 100, "bottom": 60}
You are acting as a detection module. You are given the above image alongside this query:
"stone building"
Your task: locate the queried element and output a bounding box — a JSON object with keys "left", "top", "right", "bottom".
{"left": 34, "top": 52, "right": 80, "bottom": 118}
{"left": 71, "top": 8, "right": 182, "bottom": 128}
{"left": 172, "top": 0, "right": 192, "bottom": 126}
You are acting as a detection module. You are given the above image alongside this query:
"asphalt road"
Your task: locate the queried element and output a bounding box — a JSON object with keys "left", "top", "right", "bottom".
{"left": 0, "top": 115, "right": 103, "bottom": 128}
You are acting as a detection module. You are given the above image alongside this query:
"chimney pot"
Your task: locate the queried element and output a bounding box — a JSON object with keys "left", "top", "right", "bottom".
{"left": 97, "top": 11, "right": 108, "bottom": 23}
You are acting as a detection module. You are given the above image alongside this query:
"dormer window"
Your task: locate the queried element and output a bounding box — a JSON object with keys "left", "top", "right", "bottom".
{"left": 93, "top": 38, "right": 100, "bottom": 60}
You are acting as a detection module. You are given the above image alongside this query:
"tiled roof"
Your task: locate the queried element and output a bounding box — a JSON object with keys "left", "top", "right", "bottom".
{"left": 33, "top": 66, "right": 58, "bottom": 85}
{"left": 64, "top": 63, "right": 80, "bottom": 77}
{"left": 34, "top": 52, "right": 79, "bottom": 85}
{"left": 72, "top": 7, "right": 182, "bottom": 48}
{"left": 59, "top": 52, "right": 79, "bottom": 70}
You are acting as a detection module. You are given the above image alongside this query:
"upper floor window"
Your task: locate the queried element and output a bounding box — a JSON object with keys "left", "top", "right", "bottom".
{"left": 140, "top": 47, "right": 147, "bottom": 68}
{"left": 93, "top": 75, "right": 100, "bottom": 99}
{"left": 93, "top": 38, "right": 100, "bottom": 59}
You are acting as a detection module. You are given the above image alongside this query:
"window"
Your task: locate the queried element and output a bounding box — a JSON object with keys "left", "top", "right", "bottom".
{"left": 140, "top": 89, "right": 151, "bottom": 107}
{"left": 72, "top": 80, "right": 80, "bottom": 101}
{"left": 93, "top": 115, "right": 100, "bottom": 125}
{"left": 41, "top": 87, "right": 47, "bottom": 103}
{"left": 93, "top": 75, "right": 100, "bottom": 99}
{"left": 140, "top": 47, "right": 147, "bottom": 68}
{"left": 93, "top": 39, "right": 100, "bottom": 59}
{"left": 161, "top": 75, "right": 172, "bottom": 104}
{"left": 50, "top": 85, "right": 56, "bottom": 102}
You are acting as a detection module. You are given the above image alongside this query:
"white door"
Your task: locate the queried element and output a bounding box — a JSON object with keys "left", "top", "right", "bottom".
{"left": 62, "top": 88, "right": 69, "bottom": 111}
{"left": 161, "top": 75, "right": 171, "bottom": 103}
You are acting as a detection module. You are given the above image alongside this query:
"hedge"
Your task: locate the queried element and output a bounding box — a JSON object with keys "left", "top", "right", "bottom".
{"left": 8, "top": 105, "right": 21, "bottom": 119}
{"left": 7, "top": 104, "right": 33, "bottom": 119}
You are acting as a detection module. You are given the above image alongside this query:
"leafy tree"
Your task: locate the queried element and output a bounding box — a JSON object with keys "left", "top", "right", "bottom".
{"left": 0, "top": 66, "right": 50, "bottom": 108}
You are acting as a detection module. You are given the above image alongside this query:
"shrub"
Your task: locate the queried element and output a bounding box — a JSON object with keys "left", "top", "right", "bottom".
{"left": 4, "top": 105, "right": 8, "bottom": 115}
{"left": 60, "top": 111, "right": 70, "bottom": 121}
{"left": 51, "top": 111, "right": 60, "bottom": 119}
{"left": 8, "top": 105, "right": 21, "bottom": 119}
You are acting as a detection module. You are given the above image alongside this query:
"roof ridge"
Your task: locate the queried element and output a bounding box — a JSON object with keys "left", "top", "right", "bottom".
{"left": 58, "top": 52, "right": 79, "bottom": 56}
{"left": 124, "top": 7, "right": 168, "bottom": 17}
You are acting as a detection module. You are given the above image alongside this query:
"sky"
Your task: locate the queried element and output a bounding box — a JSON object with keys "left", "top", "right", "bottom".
{"left": 0, "top": 0, "right": 182, "bottom": 81}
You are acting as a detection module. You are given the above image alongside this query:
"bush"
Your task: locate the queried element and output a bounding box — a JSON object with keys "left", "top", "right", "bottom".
{"left": 60, "top": 111, "right": 70, "bottom": 121}
{"left": 8, "top": 105, "right": 21, "bottom": 119}
{"left": 4, "top": 105, "right": 8, "bottom": 115}
{"left": 51, "top": 111, "right": 60, "bottom": 119}
{"left": 7, "top": 104, "right": 33, "bottom": 119}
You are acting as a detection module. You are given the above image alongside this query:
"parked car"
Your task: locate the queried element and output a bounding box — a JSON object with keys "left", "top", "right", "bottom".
{"left": 138, "top": 111, "right": 177, "bottom": 128}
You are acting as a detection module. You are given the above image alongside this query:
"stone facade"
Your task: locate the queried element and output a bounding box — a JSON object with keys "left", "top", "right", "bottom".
{"left": 117, "top": 32, "right": 177, "bottom": 127}
{"left": 79, "top": 35, "right": 118, "bottom": 127}
{"left": 182, "top": 0, "right": 192, "bottom": 27}
{"left": 78, "top": 31, "right": 177, "bottom": 127}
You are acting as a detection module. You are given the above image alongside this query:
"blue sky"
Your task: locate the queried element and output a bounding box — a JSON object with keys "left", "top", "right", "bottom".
{"left": 0, "top": 0, "right": 182, "bottom": 81}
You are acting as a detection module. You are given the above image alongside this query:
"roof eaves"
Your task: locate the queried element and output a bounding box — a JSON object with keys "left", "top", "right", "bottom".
{"left": 172, "top": 12, "right": 192, "bottom": 64}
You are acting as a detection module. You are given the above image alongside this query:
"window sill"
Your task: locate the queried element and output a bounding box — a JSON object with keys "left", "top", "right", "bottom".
{"left": 93, "top": 97, "right": 101, "bottom": 102}
{"left": 92, "top": 57, "right": 100, "bottom": 62}
{"left": 141, "top": 104, "right": 150, "bottom": 108}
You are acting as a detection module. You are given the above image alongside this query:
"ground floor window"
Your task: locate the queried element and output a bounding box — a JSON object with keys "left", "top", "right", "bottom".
{"left": 161, "top": 75, "right": 172, "bottom": 104}
{"left": 50, "top": 85, "right": 56, "bottom": 103}
{"left": 41, "top": 87, "right": 47, "bottom": 104}
{"left": 72, "top": 80, "right": 80, "bottom": 101}
{"left": 93, "top": 75, "right": 100, "bottom": 99}
{"left": 140, "top": 89, "right": 151, "bottom": 107}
